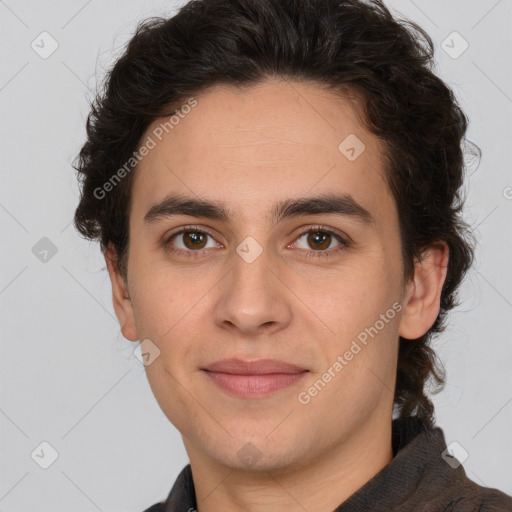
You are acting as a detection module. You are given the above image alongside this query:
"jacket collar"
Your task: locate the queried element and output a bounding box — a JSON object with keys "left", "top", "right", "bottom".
{"left": 157, "top": 416, "right": 509, "bottom": 512}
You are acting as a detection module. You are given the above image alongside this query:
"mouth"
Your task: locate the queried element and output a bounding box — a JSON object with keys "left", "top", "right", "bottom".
{"left": 201, "top": 358, "right": 309, "bottom": 398}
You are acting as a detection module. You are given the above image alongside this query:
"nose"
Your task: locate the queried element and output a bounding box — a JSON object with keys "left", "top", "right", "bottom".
{"left": 213, "top": 243, "right": 293, "bottom": 337}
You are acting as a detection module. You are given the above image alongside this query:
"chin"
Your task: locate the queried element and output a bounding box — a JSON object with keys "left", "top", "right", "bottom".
{"left": 203, "top": 434, "right": 309, "bottom": 474}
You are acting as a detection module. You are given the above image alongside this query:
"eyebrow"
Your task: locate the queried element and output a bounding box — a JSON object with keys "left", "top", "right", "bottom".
{"left": 143, "top": 192, "right": 374, "bottom": 226}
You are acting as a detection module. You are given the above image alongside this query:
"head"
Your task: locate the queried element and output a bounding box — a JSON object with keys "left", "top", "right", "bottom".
{"left": 73, "top": 0, "right": 476, "bottom": 472}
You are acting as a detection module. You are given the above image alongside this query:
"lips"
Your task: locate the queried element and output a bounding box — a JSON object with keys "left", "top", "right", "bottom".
{"left": 202, "top": 358, "right": 309, "bottom": 398}
{"left": 203, "top": 358, "right": 308, "bottom": 375}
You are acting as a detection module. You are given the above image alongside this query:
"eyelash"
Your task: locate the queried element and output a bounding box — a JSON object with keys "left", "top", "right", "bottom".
{"left": 164, "top": 224, "right": 350, "bottom": 259}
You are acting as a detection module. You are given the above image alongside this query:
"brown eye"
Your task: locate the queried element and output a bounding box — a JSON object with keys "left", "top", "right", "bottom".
{"left": 295, "top": 229, "right": 341, "bottom": 252}
{"left": 306, "top": 231, "right": 332, "bottom": 250}
{"left": 181, "top": 231, "right": 208, "bottom": 250}
{"left": 166, "top": 229, "right": 217, "bottom": 254}
{"left": 292, "top": 226, "right": 349, "bottom": 259}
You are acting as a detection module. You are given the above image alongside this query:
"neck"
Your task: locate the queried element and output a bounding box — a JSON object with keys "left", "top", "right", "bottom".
{"left": 185, "top": 413, "right": 393, "bottom": 512}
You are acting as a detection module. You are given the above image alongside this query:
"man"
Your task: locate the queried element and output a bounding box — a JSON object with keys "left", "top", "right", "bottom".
{"left": 73, "top": 0, "right": 512, "bottom": 510}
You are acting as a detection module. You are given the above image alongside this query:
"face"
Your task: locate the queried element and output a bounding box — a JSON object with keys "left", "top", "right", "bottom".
{"left": 106, "top": 78, "right": 445, "bottom": 474}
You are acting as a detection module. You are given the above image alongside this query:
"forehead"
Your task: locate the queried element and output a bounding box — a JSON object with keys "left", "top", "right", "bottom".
{"left": 130, "top": 79, "right": 391, "bottom": 226}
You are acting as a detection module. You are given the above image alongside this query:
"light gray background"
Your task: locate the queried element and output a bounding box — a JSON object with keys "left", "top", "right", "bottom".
{"left": 1, "top": 0, "right": 511, "bottom": 510}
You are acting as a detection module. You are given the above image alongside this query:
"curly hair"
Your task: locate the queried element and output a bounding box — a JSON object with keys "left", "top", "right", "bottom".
{"left": 73, "top": 0, "right": 478, "bottom": 427}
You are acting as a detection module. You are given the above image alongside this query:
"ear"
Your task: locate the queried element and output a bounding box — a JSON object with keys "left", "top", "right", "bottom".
{"left": 398, "top": 240, "right": 449, "bottom": 340}
{"left": 105, "top": 243, "right": 139, "bottom": 342}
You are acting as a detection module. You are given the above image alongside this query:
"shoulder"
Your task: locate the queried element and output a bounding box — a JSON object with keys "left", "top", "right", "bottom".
{"left": 141, "top": 503, "right": 166, "bottom": 512}
{"left": 140, "top": 464, "right": 196, "bottom": 512}
{"left": 441, "top": 478, "right": 512, "bottom": 511}
{"left": 387, "top": 417, "right": 512, "bottom": 512}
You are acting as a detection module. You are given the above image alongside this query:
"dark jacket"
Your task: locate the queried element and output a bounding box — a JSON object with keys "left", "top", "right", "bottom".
{"left": 143, "top": 416, "right": 512, "bottom": 511}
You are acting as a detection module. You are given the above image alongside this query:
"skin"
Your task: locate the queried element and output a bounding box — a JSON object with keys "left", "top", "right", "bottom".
{"left": 105, "top": 78, "right": 449, "bottom": 512}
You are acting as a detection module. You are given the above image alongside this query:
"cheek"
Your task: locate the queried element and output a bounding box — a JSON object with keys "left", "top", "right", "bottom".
{"left": 143, "top": 360, "right": 197, "bottom": 434}
{"left": 129, "top": 268, "right": 213, "bottom": 370}
{"left": 128, "top": 255, "right": 189, "bottom": 332}
{"left": 297, "top": 259, "right": 399, "bottom": 339}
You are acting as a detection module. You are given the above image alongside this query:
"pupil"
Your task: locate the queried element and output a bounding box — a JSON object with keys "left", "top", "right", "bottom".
{"left": 310, "top": 231, "right": 329, "bottom": 250}
{"left": 186, "top": 231, "right": 205, "bottom": 248}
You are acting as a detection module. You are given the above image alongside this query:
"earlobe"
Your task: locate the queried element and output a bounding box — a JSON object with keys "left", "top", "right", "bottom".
{"left": 398, "top": 241, "right": 449, "bottom": 340}
{"left": 105, "top": 243, "right": 139, "bottom": 342}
